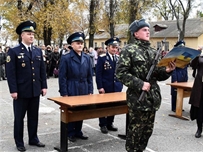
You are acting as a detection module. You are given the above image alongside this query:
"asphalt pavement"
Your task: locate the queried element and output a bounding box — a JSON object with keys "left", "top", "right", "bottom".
{"left": 1, "top": 67, "right": 203, "bottom": 152}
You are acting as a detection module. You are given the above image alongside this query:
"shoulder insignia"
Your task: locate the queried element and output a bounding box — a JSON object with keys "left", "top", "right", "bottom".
{"left": 63, "top": 51, "right": 70, "bottom": 55}
{"left": 99, "top": 54, "right": 106, "bottom": 57}
{"left": 6, "top": 55, "right": 11, "bottom": 63}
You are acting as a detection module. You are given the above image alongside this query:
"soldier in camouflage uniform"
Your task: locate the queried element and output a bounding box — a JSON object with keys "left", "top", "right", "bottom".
{"left": 116, "top": 19, "right": 176, "bottom": 152}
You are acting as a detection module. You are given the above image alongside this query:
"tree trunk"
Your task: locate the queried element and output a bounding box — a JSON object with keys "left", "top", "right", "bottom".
{"left": 89, "top": 0, "right": 99, "bottom": 47}
{"left": 109, "top": 0, "right": 115, "bottom": 37}
{"left": 128, "top": 0, "right": 139, "bottom": 44}
{"left": 43, "top": 24, "right": 52, "bottom": 46}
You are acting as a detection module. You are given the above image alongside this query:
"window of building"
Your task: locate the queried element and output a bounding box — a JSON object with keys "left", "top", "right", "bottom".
{"left": 94, "top": 42, "right": 97, "bottom": 48}
{"left": 101, "top": 42, "right": 104, "bottom": 49}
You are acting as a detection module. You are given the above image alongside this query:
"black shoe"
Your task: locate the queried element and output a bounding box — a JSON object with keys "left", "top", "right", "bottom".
{"left": 29, "top": 142, "right": 45, "bottom": 147}
{"left": 2, "top": 77, "right": 7, "bottom": 80}
{"left": 75, "top": 134, "right": 88, "bottom": 140}
{"left": 195, "top": 129, "right": 202, "bottom": 138}
{"left": 100, "top": 126, "right": 108, "bottom": 134}
{"left": 17, "top": 146, "right": 26, "bottom": 151}
{"left": 107, "top": 125, "right": 118, "bottom": 131}
{"left": 68, "top": 136, "right": 76, "bottom": 142}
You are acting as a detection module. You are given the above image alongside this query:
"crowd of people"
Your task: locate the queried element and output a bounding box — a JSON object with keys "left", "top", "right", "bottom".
{"left": 1, "top": 19, "right": 203, "bottom": 152}
{"left": 0, "top": 42, "right": 112, "bottom": 80}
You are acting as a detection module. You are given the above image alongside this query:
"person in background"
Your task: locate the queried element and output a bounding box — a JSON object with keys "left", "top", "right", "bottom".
{"left": 82, "top": 46, "right": 89, "bottom": 54}
{"left": 59, "top": 32, "right": 93, "bottom": 142}
{"left": 50, "top": 47, "right": 60, "bottom": 78}
{"left": 88, "top": 47, "right": 95, "bottom": 76}
{"left": 0, "top": 46, "right": 7, "bottom": 80}
{"left": 40, "top": 45, "right": 47, "bottom": 70}
{"left": 189, "top": 46, "right": 203, "bottom": 138}
{"left": 171, "top": 40, "right": 188, "bottom": 112}
{"left": 45, "top": 45, "right": 52, "bottom": 78}
{"left": 59, "top": 43, "right": 69, "bottom": 58}
{"left": 116, "top": 19, "right": 175, "bottom": 152}
{"left": 96, "top": 37, "right": 123, "bottom": 134}
{"left": 92, "top": 47, "right": 98, "bottom": 75}
{"left": 6, "top": 20, "right": 47, "bottom": 152}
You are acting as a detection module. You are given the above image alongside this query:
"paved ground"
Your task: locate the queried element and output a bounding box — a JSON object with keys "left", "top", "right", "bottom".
{"left": 1, "top": 67, "right": 203, "bottom": 152}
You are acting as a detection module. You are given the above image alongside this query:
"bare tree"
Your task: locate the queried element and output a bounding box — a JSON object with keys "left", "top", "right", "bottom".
{"left": 154, "top": 1, "right": 175, "bottom": 20}
{"left": 168, "top": 0, "right": 192, "bottom": 41}
{"left": 104, "top": 0, "right": 118, "bottom": 37}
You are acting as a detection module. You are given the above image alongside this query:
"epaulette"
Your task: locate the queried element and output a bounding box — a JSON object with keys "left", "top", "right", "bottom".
{"left": 99, "top": 53, "right": 106, "bottom": 57}
{"left": 63, "top": 51, "right": 70, "bottom": 55}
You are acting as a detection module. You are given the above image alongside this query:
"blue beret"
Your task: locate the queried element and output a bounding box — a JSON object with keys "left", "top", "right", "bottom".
{"left": 67, "top": 32, "right": 85, "bottom": 44}
{"left": 105, "top": 37, "right": 120, "bottom": 46}
{"left": 16, "top": 20, "right": 36, "bottom": 35}
{"left": 129, "top": 19, "right": 150, "bottom": 35}
{"left": 174, "top": 40, "right": 185, "bottom": 47}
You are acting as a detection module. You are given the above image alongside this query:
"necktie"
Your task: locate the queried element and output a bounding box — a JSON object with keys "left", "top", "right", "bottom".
{"left": 112, "top": 55, "right": 116, "bottom": 67}
{"left": 28, "top": 47, "right": 32, "bottom": 58}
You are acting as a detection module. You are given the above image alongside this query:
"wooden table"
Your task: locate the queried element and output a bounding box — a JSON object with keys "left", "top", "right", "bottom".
{"left": 167, "top": 82, "right": 193, "bottom": 120}
{"left": 48, "top": 92, "right": 128, "bottom": 152}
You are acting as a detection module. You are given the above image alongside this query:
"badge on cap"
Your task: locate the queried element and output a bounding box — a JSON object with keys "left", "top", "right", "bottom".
{"left": 30, "top": 26, "right": 34, "bottom": 30}
{"left": 6, "top": 56, "right": 11, "bottom": 63}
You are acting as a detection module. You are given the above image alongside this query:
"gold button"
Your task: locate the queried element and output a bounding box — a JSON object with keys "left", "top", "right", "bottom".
{"left": 33, "top": 73, "right": 35, "bottom": 76}
{"left": 33, "top": 79, "right": 35, "bottom": 81}
{"left": 31, "top": 61, "right": 33, "bottom": 64}
{"left": 32, "top": 67, "right": 34, "bottom": 70}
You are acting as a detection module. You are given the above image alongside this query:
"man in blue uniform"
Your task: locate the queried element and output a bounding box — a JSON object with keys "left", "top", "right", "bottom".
{"left": 171, "top": 40, "right": 188, "bottom": 112}
{"left": 59, "top": 32, "right": 93, "bottom": 142}
{"left": 6, "top": 20, "right": 47, "bottom": 151}
{"left": 96, "top": 37, "right": 123, "bottom": 134}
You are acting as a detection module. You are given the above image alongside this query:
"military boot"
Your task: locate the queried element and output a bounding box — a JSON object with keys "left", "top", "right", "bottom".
{"left": 195, "top": 120, "right": 202, "bottom": 138}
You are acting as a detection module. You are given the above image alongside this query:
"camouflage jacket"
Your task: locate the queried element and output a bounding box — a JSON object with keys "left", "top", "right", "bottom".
{"left": 116, "top": 39, "right": 171, "bottom": 111}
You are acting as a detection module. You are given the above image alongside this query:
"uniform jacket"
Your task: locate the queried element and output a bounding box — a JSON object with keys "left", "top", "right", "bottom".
{"left": 59, "top": 50, "right": 93, "bottom": 96}
{"left": 189, "top": 56, "right": 203, "bottom": 107}
{"left": 6, "top": 43, "right": 47, "bottom": 98}
{"left": 96, "top": 53, "right": 123, "bottom": 93}
{"left": 171, "top": 66, "right": 188, "bottom": 95}
{"left": 116, "top": 39, "right": 171, "bottom": 111}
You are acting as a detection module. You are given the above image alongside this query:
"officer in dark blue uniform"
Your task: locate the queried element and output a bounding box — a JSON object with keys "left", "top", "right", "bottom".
{"left": 171, "top": 40, "right": 188, "bottom": 112}
{"left": 6, "top": 20, "right": 47, "bottom": 152}
{"left": 96, "top": 37, "right": 123, "bottom": 134}
{"left": 59, "top": 32, "right": 93, "bottom": 142}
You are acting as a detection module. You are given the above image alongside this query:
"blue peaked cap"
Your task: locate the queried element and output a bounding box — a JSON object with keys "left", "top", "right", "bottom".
{"left": 105, "top": 37, "right": 120, "bottom": 46}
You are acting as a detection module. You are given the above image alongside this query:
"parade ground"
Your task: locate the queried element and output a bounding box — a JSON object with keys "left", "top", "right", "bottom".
{"left": 1, "top": 67, "right": 203, "bottom": 152}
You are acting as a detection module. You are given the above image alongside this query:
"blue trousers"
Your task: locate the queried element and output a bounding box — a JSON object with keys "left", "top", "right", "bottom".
{"left": 13, "top": 96, "right": 40, "bottom": 147}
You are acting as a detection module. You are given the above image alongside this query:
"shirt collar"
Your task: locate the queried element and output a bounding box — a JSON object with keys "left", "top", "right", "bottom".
{"left": 108, "top": 52, "right": 114, "bottom": 60}
{"left": 22, "top": 42, "right": 31, "bottom": 51}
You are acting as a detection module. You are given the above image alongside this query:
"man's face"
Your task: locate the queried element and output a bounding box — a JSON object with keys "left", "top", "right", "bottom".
{"left": 71, "top": 41, "right": 84, "bottom": 53}
{"left": 108, "top": 45, "right": 118, "bottom": 55}
{"left": 134, "top": 27, "right": 150, "bottom": 41}
{"left": 41, "top": 45, "right": 45, "bottom": 50}
{"left": 21, "top": 31, "right": 34, "bottom": 45}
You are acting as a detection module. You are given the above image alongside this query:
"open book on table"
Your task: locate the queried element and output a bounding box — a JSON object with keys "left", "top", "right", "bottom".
{"left": 157, "top": 46, "right": 201, "bottom": 68}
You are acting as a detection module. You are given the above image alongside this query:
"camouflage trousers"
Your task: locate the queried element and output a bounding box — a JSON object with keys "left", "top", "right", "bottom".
{"left": 126, "top": 109, "right": 156, "bottom": 152}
